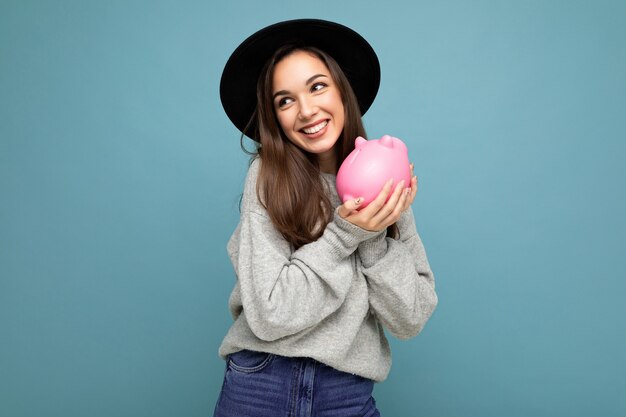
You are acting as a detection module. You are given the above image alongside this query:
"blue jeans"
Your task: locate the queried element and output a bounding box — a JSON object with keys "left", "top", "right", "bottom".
{"left": 213, "top": 349, "right": 381, "bottom": 417}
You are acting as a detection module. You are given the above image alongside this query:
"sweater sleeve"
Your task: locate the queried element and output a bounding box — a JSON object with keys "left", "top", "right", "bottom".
{"left": 227, "top": 159, "right": 381, "bottom": 342}
{"left": 357, "top": 209, "right": 438, "bottom": 340}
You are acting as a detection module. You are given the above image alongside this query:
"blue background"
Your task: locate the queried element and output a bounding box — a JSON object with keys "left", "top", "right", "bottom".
{"left": 1, "top": 1, "right": 625, "bottom": 416}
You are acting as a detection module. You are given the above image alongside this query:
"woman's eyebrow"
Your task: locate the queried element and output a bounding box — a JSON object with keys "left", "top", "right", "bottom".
{"left": 272, "top": 74, "right": 329, "bottom": 100}
{"left": 305, "top": 73, "right": 328, "bottom": 85}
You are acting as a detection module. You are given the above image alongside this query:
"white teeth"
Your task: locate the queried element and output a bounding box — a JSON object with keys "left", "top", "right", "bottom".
{"left": 302, "top": 120, "right": 328, "bottom": 134}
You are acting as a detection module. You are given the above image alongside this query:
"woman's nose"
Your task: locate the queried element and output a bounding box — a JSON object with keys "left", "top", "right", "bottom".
{"left": 298, "top": 98, "right": 318, "bottom": 120}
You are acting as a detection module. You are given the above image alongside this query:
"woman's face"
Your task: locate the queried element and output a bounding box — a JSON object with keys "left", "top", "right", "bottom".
{"left": 272, "top": 50, "right": 345, "bottom": 172}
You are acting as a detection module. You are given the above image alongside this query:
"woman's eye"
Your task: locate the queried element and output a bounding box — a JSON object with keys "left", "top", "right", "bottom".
{"left": 311, "top": 82, "right": 327, "bottom": 92}
{"left": 277, "top": 97, "right": 293, "bottom": 107}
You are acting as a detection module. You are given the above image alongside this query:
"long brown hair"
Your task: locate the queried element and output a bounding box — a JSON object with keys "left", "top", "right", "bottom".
{"left": 247, "top": 45, "right": 393, "bottom": 249}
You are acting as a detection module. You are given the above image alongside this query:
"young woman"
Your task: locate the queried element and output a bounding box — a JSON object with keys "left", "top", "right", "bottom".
{"left": 214, "top": 19, "right": 438, "bottom": 417}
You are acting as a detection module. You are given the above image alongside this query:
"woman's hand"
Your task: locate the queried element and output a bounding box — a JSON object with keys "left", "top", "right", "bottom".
{"left": 338, "top": 164, "right": 418, "bottom": 232}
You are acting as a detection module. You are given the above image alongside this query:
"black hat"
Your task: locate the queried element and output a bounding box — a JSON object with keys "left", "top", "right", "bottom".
{"left": 219, "top": 19, "right": 380, "bottom": 141}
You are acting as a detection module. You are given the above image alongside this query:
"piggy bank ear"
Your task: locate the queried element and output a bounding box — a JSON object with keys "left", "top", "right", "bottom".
{"left": 355, "top": 136, "right": 367, "bottom": 148}
{"left": 380, "top": 135, "right": 394, "bottom": 148}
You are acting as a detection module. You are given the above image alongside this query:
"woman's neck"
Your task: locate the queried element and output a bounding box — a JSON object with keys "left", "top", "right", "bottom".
{"left": 318, "top": 151, "right": 337, "bottom": 175}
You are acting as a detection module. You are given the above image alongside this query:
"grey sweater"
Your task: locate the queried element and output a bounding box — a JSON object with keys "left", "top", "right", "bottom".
{"left": 218, "top": 158, "right": 438, "bottom": 382}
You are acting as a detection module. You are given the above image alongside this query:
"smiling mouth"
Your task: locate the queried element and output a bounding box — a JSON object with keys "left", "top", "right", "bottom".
{"left": 300, "top": 120, "right": 328, "bottom": 134}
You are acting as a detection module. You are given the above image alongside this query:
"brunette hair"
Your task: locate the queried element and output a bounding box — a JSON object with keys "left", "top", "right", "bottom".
{"left": 246, "top": 44, "right": 394, "bottom": 249}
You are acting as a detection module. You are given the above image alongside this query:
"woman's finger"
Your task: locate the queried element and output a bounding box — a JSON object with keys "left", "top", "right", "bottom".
{"left": 403, "top": 175, "right": 418, "bottom": 210}
{"left": 381, "top": 185, "right": 410, "bottom": 226}
{"left": 337, "top": 197, "right": 363, "bottom": 219}
{"left": 371, "top": 179, "right": 405, "bottom": 224}
{"left": 359, "top": 178, "right": 394, "bottom": 217}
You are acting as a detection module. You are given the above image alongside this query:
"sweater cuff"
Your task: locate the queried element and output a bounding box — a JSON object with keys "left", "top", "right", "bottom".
{"left": 329, "top": 207, "right": 382, "bottom": 246}
{"left": 357, "top": 233, "right": 388, "bottom": 268}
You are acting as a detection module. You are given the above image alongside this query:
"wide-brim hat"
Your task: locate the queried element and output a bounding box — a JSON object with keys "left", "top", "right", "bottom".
{"left": 219, "top": 19, "right": 380, "bottom": 141}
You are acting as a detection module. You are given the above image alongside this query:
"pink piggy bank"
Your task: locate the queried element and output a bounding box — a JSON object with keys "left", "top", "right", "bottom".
{"left": 336, "top": 135, "right": 411, "bottom": 208}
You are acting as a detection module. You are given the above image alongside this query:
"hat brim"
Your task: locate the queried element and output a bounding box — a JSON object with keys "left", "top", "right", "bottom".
{"left": 219, "top": 19, "right": 380, "bottom": 141}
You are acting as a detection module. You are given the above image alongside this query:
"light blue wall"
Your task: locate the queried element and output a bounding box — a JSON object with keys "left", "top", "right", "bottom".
{"left": 1, "top": 1, "right": 624, "bottom": 416}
